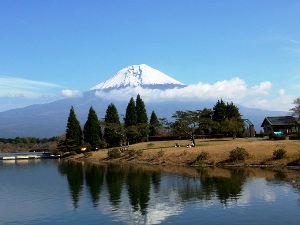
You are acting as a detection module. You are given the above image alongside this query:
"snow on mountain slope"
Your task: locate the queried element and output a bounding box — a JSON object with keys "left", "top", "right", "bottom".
{"left": 90, "top": 64, "right": 185, "bottom": 90}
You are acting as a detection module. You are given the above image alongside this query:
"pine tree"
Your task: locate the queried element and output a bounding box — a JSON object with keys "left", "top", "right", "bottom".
{"left": 212, "top": 100, "right": 243, "bottom": 136}
{"left": 124, "top": 97, "right": 137, "bottom": 144}
{"left": 83, "top": 106, "right": 102, "bottom": 150}
{"left": 212, "top": 99, "right": 227, "bottom": 122}
{"left": 198, "top": 108, "right": 214, "bottom": 135}
{"left": 135, "top": 94, "right": 149, "bottom": 141}
{"left": 124, "top": 97, "right": 137, "bottom": 127}
{"left": 104, "top": 103, "right": 121, "bottom": 147}
{"left": 136, "top": 94, "right": 148, "bottom": 124}
{"left": 63, "top": 106, "right": 82, "bottom": 151}
{"left": 226, "top": 102, "right": 242, "bottom": 119}
{"left": 149, "top": 110, "right": 160, "bottom": 136}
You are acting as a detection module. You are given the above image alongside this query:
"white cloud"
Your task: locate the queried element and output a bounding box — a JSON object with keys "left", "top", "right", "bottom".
{"left": 61, "top": 89, "right": 82, "bottom": 98}
{"left": 0, "top": 76, "right": 65, "bottom": 111}
{"left": 277, "top": 89, "right": 285, "bottom": 96}
{"left": 94, "top": 78, "right": 295, "bottom": 111}
{"left": 95, "top": 77, "right": 248, "bottom": 102}
{"left": 251, "top": 81, "right": 272, "bottom": 95}
{"left": 0, "top": 76, "right": 61, "bottom": 99}
{"left": 244, "top": 94, "right": 294, "bottom": 111}
{"left": 0, "top": 75, "right": 295, "bottom": 112}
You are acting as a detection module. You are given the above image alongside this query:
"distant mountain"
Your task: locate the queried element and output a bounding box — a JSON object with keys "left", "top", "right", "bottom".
{"left": 0, "top": 64, "right": 289, "bottom": 138}
{"left": 90, "top": 64, "right": 185, "bottom": 90}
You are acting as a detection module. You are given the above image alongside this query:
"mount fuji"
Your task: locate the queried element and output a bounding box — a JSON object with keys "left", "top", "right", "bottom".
{"left": 90, "top": 64, "right": 185, "bottom": 90}
{"left": 0, "top": 64, "right": 288, "bottom": 138}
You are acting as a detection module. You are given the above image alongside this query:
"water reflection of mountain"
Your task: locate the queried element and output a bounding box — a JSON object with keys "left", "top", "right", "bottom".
{"left": 57, "top": 161, "right": 297, "bottom": 224}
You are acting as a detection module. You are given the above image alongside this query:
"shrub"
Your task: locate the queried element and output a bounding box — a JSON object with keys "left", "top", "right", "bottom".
{"left": 107, "top": 148, "right": 121, "bottom": 158}
{"left": 273, "top": 149, "right": 286, "bottom": 160}
{"left": 157, "top": 149, "right": 164, "bottom": 157}
{"left": 273, "top": 135, "right": 286, "bottom": 140}
{"left": 70, "top": 150, "right": 77, "bottom": 156}
{"left": 136, "top": 149, "right": 143, "bottom": 156}
{"left": 229, "top": 147, "right": 249, "bottom": 161}
{"left": 269, "top": 133, "right": 286, "bottom": 140}
{"left": 289, "top": 134, "right": 300, "bottom": 140}
{"left": 127, "top": 149, "right": 136, "bottom": 157}
{"left": 268, "top": 133, "right": 274, "bottom": 140}
{"left": 197, "top": 151, "right": 209, "bottom": 161}
{"left": 147, "top": 143, "right": 154, "bottom": 149}
{"left": 83, "top": 152, "right": 92, "bottom": 157}
{"left": 127, "top": 149, "right": 143, "bottom": 157}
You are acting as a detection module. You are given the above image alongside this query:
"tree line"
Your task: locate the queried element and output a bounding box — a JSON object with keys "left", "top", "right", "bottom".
{"left": 0, "top": 136, "right": 58, "bottom": 144}
{"left": 57, "top": 94, "right": 158, "bottom": 152}
{"left": 58, "top": 95, "right": 247, "bottom": 152}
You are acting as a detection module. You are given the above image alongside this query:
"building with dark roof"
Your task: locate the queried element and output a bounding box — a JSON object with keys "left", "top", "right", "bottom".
{"left": 261, "top": 116, "right": 299, "bottom": 134}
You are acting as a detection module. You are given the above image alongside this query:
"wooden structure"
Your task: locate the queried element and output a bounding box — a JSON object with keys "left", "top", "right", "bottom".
{"left": 261, "top": 116, "right": 299, "bottom": 135}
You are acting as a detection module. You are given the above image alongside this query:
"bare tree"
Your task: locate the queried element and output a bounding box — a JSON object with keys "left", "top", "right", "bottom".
{"left": 290, "top": 97, "right": 300, "bottom": 119}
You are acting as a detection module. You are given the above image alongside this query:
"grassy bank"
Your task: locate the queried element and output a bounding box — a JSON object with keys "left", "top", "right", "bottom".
{"left": 70, "top": 137, "right": 300, "bottom": 167}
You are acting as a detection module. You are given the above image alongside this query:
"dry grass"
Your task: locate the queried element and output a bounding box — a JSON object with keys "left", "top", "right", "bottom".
{"left": 71, "top": 137, "right": 300, "bottom": 167}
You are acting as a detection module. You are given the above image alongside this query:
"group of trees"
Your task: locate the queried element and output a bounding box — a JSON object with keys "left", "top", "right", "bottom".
{"left": 57, "top": 95, "right": 300, "bottom": 151}
{"left": 58, "top": 94, "right": 161, "bottom": 152}
{"left": 170, "top": 100, "right": 244, "bottom": 145}
{"left": 0, "top": 136, "right": 58, "bottom": 144}
{"left": 58, "top": 94, "right": 247, "bottom": 152}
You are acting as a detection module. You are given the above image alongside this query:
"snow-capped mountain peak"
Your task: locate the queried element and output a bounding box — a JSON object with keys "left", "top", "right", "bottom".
{"left": 90, "top": 64, "right": 185, "bottom": 90}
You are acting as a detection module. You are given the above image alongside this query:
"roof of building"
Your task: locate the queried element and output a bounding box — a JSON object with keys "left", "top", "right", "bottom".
{"left": 261, "top": 116, "right": 297, "bottom": 127}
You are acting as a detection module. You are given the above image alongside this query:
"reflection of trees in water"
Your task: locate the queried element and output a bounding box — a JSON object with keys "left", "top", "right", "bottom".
{"left": 106, "top": 164, "right": 124, "bottom": 210}
{"left": 266, "top": 169, "right": 289, "bottom": 187}
{"left": 58, "top": 162, "right": 155, "bottom": 213}
{"left": 126, "top": 167, "right": 151, "bottom": 215}
{"left": 273, "top": 170, "right": 287, "bottom": 181}
{"left": 58, "top": 161, "right": 84, "bottom": 208}
{"left": 178, "top": 168, "right": 247, "bottom": 206}
{"left": 85, "top": 164, "right": 104, "bottom": 207}
{"left": 214, "top": 169, "right": 247, "bottom": 205}
{"left": 151, "top": 171, "right": 161, "bottom": 193}
{"left": 58, "top": 161, "right": 261, "bottom": 211}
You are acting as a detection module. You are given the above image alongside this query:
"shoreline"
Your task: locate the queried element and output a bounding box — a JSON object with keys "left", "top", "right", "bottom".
{"left": 69, "top": 137, "right": 300, "bottom": 168}
{"left": 67, "top": 144, "right": 300, "bottom": 190}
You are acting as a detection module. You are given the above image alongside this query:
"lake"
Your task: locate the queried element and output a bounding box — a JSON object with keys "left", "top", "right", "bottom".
{"left": 1, "top": 159, "right": 300, "bottom": 225}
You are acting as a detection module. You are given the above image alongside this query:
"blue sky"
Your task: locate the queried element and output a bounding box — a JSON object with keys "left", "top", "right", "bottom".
{"left": 0, "top": 0, "right": 299, "bottom": 112}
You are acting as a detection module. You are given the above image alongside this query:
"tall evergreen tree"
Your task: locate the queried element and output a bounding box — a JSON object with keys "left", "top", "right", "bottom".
{"left": 226, "top": 102, "right": 242, "bottom": 119}
{"left": 212, "top": 99, "right": 227, "bottom": 122}
{"left": 149, "top": 110, "right": 160, "bottom": 136}
{"left": 135, "top": 94, "right": 149, "bottom": 141}
{"left": 104, "top": 103, "right": 122, "bottom": 147}
{"left": 198, "top": 108, "right": 214, "bottom": 135}
{"left": 135, "top": 94, "right": 148, "bottom": 124}
{"left": 212, "top": 99, "right": 229, "bottom": 134}
{"left": 65, "top": 106, "right": 82, "bottom": 146}
{"left": 124, "top": 97, "right": 137, "bottom": 127}
{"left": 124, "top": 97, "right": 137, "bottom": 144}
{"left": 212, "top": 100, "right": 243, "bottom": 136}
{"left": 83, "top": 106, "right": 102, "bottom": 150}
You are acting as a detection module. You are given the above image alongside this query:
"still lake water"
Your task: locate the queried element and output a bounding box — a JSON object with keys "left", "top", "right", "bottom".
{"left": 1, "top": 159, "right": 300, "bottom": 225}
